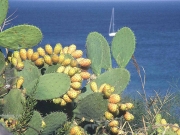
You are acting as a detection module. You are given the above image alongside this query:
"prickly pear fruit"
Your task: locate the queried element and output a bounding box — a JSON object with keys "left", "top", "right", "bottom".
{"left": 71, "top": 82, "right": 81, "bottom": 90}
{"left": 67, "top": 90, "right": 78, "bottom": 99}
{"left": 35, "top": 58, "right": 44, "bottom": 67}
{"left": 69, "top": 126, "right": 81, "bottom": 135}
{"left": 41, "top": 120, "right": 46, "bottom": 128}
{"left": 19, "top": 49, "right": 27, "bottom": 60}
{"left": 53, "top": 98, "right": 62, "bottom": 104}
{"left": 51, "top": 54, "right": 59, "bottom": 64}
{"left": 124, "top": 112, "right": 134, "bottom": 121}
{"left": 71, "top": 50, "right": 83, "bottom": 58}
{"left": 126, "top": 103, "right": 134, "bottom": 110}
{"left": 103, "top": 89, "right": 112, "bottom": 98}
{"left": 57, "top": 66, "right": 65, "bottom": 73}
{"left": 104, "top": 111, "right": 114, "bottom": 120}
{"left": 54, "top": 43, "right": 62, "bottom": 54}
{"left": 11, "top": 57, "right": 18, "bottom": 67}
{"left": 44, "top": 55, "right": 52, "bottom": 65}
{"left": 63, "top": 94, "right": 72, "bottom": 103}
{"left": 16, "top": 76, "right": 24, "bottom": 89}
{"left": 108, "top": 120, "right": 119, "bottom": 127}
{"left": 27, "top": 49, "right": 34, "bottom": 60}
{"left": 45, "top": 44, "right": 53, "bottom": 55}
{"left": 37, "top": 47, "right": 46, "bottom": 57}
{"left": 161, "top": 119, "right": 167, "bottom": 125}
{"left": 63, "top": 46, "right": 68, "bottom": 54}
{"left": 62, "top": 58, "right": 71, "bottom": 66}
{"left": 60, "top": 99, "right": 67, "bottom": 106}
{"left": 80, "top": 71, "right": 91, "bottom": 80}
{"left": 71, "top": 74, "right": 82, "bottom": 82}
{"left": 13, "top": 51, "right": 20, "bottom": 59}
{"left": 108, "top": 103, "right": 118, "bottom": 113}
{"left": 16, "top": 61, "right": 24, "bottom": 70}
{"left": 108, "top": 94, "right": 121, "bottom": 104}
{"left": 119, "top": 104, "right": 127, "bottom": 111}
{"left": 99, "top": 83, "right": 106, "bottom": 93}
{"left": 58, "top": 54, "right": 65, "bottom": 64}
{"left": 67, "top": 44, "right": 76, "bottom": 54}
{"left": 70, "top": 59, "right": 78, "bottom": 67}
{"left": 79, "top": 58, "right": 91, "bottom": 68}
{"left": 90, "top": 81, "right": 98, "bottom": 92}
{"left": 68, "top": 68, "right": 77, "bottom": 77}
{"left": 63, "top": 66, "right": 71, "bottom": 74}
{"left": 110, "top": 127, "right": 119, "bottom": 134}
{"left": 31, "top": 52, "right": 39, "bottom": 61}
{"left": 172, "top": 123, "right": 179, "bottom": 132}
{"left": 177, "top": 129, "right": 180, "bottom": 135}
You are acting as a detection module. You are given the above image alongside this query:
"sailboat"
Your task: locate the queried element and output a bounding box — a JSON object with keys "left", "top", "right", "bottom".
{"left": 109, "top": 8, "right": 116, "bottom": 37}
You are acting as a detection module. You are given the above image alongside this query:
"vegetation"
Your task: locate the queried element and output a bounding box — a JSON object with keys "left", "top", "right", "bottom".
{"left": 0, "top": 0, "right": 180, "bottom": 135}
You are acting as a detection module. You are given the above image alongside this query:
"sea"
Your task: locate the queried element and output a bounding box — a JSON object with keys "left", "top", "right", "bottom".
{"left": 4, "top": 0, "right": 180, "bottom": 97}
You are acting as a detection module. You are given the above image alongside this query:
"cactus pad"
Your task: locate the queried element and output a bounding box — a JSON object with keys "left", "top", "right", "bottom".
{"left": 0, "top": 25, "right": 43, "bottom": 50}
{"left": 26, "top": 73, "right": 71, "bottom": 100}
{"left": 74, "top": 92, "right": 108, "bottom": 121}
{"left": 0, "top": 0, "right": 8, "bottom": 26}
{"left": 0, "top": 51, "right": 5, "bottom": 75}
{"left": 111, "top": 27, "right": 136, "bottom": 68}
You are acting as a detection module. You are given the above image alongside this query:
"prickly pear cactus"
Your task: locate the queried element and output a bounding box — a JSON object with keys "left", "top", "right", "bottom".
{"left": 45, "top": 64, "right": 61, "bottom": 74}
{"left": 111, "top": 27, "right": 136, "bottom": 68}
{"left": 0, "top": 25, "right": 43, "bottom": 50}
{"left": 0, "top": 51, "right": 5, "bottom": 75}
{"left": 26, "top": 73, "right": 71, "bottom": 100}
{"left": 86, "top": 32, "right": 111, "bottom": 75}
{"left": 0, "top": 0, "right": 8, "bottom": 26}
{"left": 41, "top": 112, "right": 67, "bottom": 135}
{"left": 74, "top": 92, "right": 108, "bottom": 121}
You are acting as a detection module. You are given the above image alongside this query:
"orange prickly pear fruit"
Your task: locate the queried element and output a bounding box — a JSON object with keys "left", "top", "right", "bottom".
{"left": 76, "top": 58, "right": 84, "bottom": 64}
{"left": 63, "top": 46, "right": 69, "bottom": 54}
{"left": 99, "top": 83, "right": 106, "bottom": 93}
{"left": 45, "top": 44, "right": 53, "bottom": 55}
{"left": 57, "top": 66, "right": 65, "bottom": 73}
{"left": 108, "top": 103, "right": 118, "bottom": 113}
{"left": 110, "top": 126, "right": 119, "bottom": 134}
{"left": 68, "top": 68, "right": 77, "bottom": 77}
{"left": 31, "top": 52, "right": 39, "bottom": 61}
{"left": 11, "top": 57, "right": 18, "bottom": 67}
{"left": 44, "top": 55, "right": 52, "bottom": 65}
{"left": 124, "top": 111, "right": 134, "bottom": 121}
{"left": 80, "top": 71, "right": 91, "bottom": 80}
{"left": 37, "top": 47, "right": 46, "bottom": 57}
{"left": 62, "top": 58, "right": 71, "bottom": 66}
{"left": 172, "top": 123, "right": 179, "bottom": 132}
{"left": 60, "top": 99, "right": 67, "bottom": 106}
{"left": 79, "top": 58, "right": 91, "bottom": 68}
{"left": 54, "top": 43, "right": 62, "bottom": 54}
{"left": 35, "top": 58, "right": 44, "bottom": 67}
{"left": 16, "top": 61, "right": 24, "bottom": 70}
{"left": 58, "top": 54, "right": 65, "bottom": 64}
{"left": 13, "top": 51, "right": 20, "bottom": 59}
{"left": 90, "top": 81, "right": 98, "bottom": 92}
{"left": 70, "top": 59, "right": 78, "bottom": 67}
{"left": 27, "top": 49, "right": 34, "bottom": 60}
{"left": 63, "top": 94, "right": 72, "bottom": 103}
{"left": 19, "top": 49, "right": 27, "bottom": 60}
{"left": 67, "top": 44, "right": 76, "bottom": 54}
{"left": 69, "top": 126, "right": 81, "bottom": 135}
{"left": 104, "top": 111, "right": 114, "bottom": 120}
{"left": 119, "top": 103, "right": 127, "bottom": 111}
{"left": 108, "top": 94, "right": 121, "bottom": 104}
{"left": 67, "top": 90, "right": 78, "bottom": 99}
{"left": 71, "top": 50, "right": 83, "bottom": 58}
{"left": 16, "top": 76, "right": 24, "bottom": 89}
{"left": 103, "top": 84, "right": 111, "bottom": 92}
{"left": 71, "top": 82, "right": 81, "bottom": 90}
{"left": 126, "top": 103, "right": 134, "bottom": 110}
{"left": 108, "top": 120, "right": 119, "bottom": 127}
{"left": 71, "top": 74, "right": 82, "bottom": 82}
{"left": 52, "top": 98, "right": 62, "bottom": 104}
{"left": 51, "top": 54, "right": 59, "bottom": 64}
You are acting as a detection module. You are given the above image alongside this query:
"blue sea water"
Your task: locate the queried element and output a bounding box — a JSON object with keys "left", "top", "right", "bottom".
{"left": 5, "top": 0, "right": 180, "bottom": 96}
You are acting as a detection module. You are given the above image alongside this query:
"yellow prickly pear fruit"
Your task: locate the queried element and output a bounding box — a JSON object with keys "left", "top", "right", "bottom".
{"left": 71, "top": 50, "right": 83, "bottom": 58}
{"left": 58, "top": 54, "right": 65, "bottom": 64}
{"left": 63, "top": 66, "right": 71, "bottom": 74}
{"left": 124, "top": 111, "right": 134, "bottom": 121}
{"left": 90, "top": 81, "right": 98, "bottom": 92}
{"left": 103, "top": 84, "right": 111, "bottom": 92}
{"left": 52, "top": 98, "right": 62, "bottom": 104}
{"left": 8, "top": 56, "right": 12, "bottom": 62}
{"left": 110, "top": 127, "right": 119, "bottom": 134}
{"left": 62, "top": 46, "right": 68, "bottom": 54}
{"left": 99, "top": 83, "right": 106, "bottom": 93}
{"left": 60, "top": 99, "right": 67, "bottom": 106}
{"left": 71, "top": 82, "right": 81, "bottom": 90}
{"left": 35, "top": 58, "right": 44, "bottom": 67}
{"left": 80, "top": 71, "right": 91, "bottom": 80}
{"left": 67, "top": 44, "right": 76, "bottom": 54}
{"left": 37, "top": 47, "right": 45, "bottom": 57}
{"left": 108, "top": 94, "right": 121, "bottom": 104}
{"left": 63, "top": 94, "right": 72, "bottom": 103}
{"left": 108, "top": 120, "right": 119, "bottom": 127}
{"left": 54, "top": 43, "right": 62, "bottom": 54}
{"left": 27, "top": 49, "right": 34, "bottom": 60}
{"left": 13, "top": 51, "right": 20, "bottom": 59}
{"left": 45, "top": 44, "right": 53, "bottom": 55}
{"left": 177, "top": 129, "right": 180, "bottom": 135}
{"left": 161, "top": 119, "right": 167, "bottom": 125}
{"left": 172, "top": 123, "right": 179, "bottom": 132}
{"left": 76, "top": 57, "right": 84, "bottom": 64}
{"left": 70, "top": 59, "right": 78, "bottom": 67}
{"left": 11, "top": 57, "right": 18, "bottom": 67}
{"left": 19, "top": 49, "right": 27, "bottom": 60}
{"left": 104, "top": 111, "right": 114, "bottom": 120}
{"left": 108, "top": 103, "right": 118, "bottom": 113}
{"left": 51, "top": 54, "right": 59, "bottom": 64}
{"left": 103, "top": 89, "right": 112, "bottom": 98}
{"left": 119, "top": 103, "right": 127, "bottom": 111}
{"left": 126, "top": 103, "right": 134, "bottom": 110}
{"left": 68, "top": 68, "right": 77, "bottom": 77}
{"left": 31, "top": 52, "right": 39, "bottom": 61}
{"left": 41, "top": 120, "right": 46, "bottom": 128}
{"left": 71, "top": 74, "right": 82, "bottom": 82}
{"left": 67, "top": 90, "right": 78, "bottom": 99}
{"left": 69, "top": 126, "right": 81, "bottom": 135}
{"left": 57, "top": 66, "right": 65, "bottom": 73}
{"left": 16, "top": 61, "right": 24, "bottom": 70}
{"left": 110, "top": 86, "right": 115, "bottom": 93}
{"left": 62, "top": 58, "right": 71, "bottom": 66}
{"left": 16, "top": 76, "right": 24, "bottom": 89}
{"left": 44, "top": 55, "right": 52, "bottom": 65}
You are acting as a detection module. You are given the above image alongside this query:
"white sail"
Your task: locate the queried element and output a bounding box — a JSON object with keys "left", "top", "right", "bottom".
{"left": 109, "top": 8, "right": 116, "bottom": 37}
